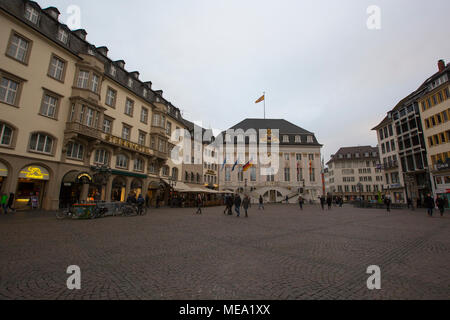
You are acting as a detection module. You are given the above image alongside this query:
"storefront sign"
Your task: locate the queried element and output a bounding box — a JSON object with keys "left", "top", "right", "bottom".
{"left": 77, "top": 173, "right": 93, "bottom": 184}
{"left": 206, "top": 170, "right": 216, "bottom": 175}
{"left": 19, "top": 166, "right": 50, "bottom": 180}
{"left": 104, "top": 134, "right": 152, "bottom": 155}
{"left": 0, "top": 162, "right": 8, "bottom": 177}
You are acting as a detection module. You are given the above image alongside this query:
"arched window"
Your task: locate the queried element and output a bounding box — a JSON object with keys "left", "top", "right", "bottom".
{"left": 134, "top": 158, "right": 144, "bottom": 172}
{"left": 94, "top": 149, "right": 109, "bottom": 165}
{"left": 196, "top": 173, "right": 200, "bottom": 183}
{"left": 66, "top": 142, "right": 84, "bottom": 160}
{"left": 0, "top": 123, "right": 13, "bottom": 147}
{"left": 190, "top": 172, "right": 194, "bottom": 181}
{"left": 116, "top": 154, "right": 129, "bottom": 169}
{"left": 29, "top": 133, "right": 54, "bottom": 154}
{"left": 185, "top": 171, "right": 189, "bottom": 181}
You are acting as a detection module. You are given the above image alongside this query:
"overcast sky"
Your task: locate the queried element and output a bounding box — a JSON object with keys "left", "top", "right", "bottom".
{"left": 37, "top": 0, "right": 450, "bottom": 162}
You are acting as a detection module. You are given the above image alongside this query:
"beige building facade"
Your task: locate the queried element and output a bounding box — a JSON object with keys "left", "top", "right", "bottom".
{"left": 326, "top": 146, "right": 383, "bottom": 201}
{"left": 0, "top": 0, "right": 187, "bottom": 210}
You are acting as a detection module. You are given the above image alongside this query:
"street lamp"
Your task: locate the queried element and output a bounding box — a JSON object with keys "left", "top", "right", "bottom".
{"left": 357, "top": 182, "right": 363, "bottom": 207}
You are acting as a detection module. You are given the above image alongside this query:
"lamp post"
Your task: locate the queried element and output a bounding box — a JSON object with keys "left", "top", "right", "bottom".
{"left": 357, "top": 182, "right": 363, "bottom": 207}
{"left": 168, "top": 176, "right": 177, "bottom": 207}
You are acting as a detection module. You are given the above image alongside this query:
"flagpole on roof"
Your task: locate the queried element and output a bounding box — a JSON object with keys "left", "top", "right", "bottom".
{"left": 264, "top": 91, "right": 266, "bottom": 119}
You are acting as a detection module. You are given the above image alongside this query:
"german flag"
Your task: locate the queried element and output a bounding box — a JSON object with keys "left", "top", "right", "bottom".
{"left": 255, "top": 95, "right": 265, "bottom": 104}
{"left": 243, "top": 160, "right": 253, "bottom": 172}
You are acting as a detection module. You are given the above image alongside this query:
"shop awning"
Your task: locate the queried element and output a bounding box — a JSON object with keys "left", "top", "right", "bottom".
{"left": 162, "top": 179, "right": 196, "bottom": 192}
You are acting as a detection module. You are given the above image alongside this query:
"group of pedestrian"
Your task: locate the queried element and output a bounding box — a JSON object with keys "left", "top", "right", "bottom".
{"left": 0, "top": 192, "right": 15, "bottom": 214}
{"left": 222, "top": 194, "right": 252, "bottom": 218}
{"left": 424, "top": 194, "right": 447, "bottom": 217}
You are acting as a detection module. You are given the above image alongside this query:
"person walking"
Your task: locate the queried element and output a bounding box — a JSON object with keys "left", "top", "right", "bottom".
{"left": 436, "top": 195, "right": 446, "bottom": 217}
{"left": 195, "top": 194, "right": 203, "bottom": 215}
{"left": 223, "top": 195, "right": 229, "bottom": 215}
{"left": 384, "top": 195, "right": 392, "bottom": 212}
{"left": 137, "top": 194, "right": 145, "bottom": 215}
{"left": 242, "top": 195, "right": 250, "bottom": 218}
{"left": 6, "top": 193, "right": 15, "bottom": 213}
{"left": 1, "top": 193, "right": 8, "bottom": 214}
{"left": 320, "top": 195, "right": 325, "bottom": 210}
{"left": 339, "top": 197, "right": 344, "bottom": 207}
{"left": 234, "top": 194, "right": 242, "bottom": 217}
{"left": 285, "top": 195, "right": 289, "bottom": 204}
{"left": 424, "top": 193, "right": 435, "bottom": 217}
{"left": 258, "top": 195, "right": 264, "bottom": 210}
{"left": 326, "top": 195, "right": 332, "bottom": 210}
{"left": 298, "top": 195, "right": 304, "bottom": 210}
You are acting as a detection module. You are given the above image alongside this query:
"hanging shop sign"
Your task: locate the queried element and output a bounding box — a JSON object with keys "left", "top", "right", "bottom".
{"left": 19, "top": 166, "right": 50, "bottom": 180}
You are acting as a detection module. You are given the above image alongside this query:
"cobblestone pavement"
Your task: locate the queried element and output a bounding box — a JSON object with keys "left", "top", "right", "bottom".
{"left": 0, "top": 204, "right": 449, "bottom": 300}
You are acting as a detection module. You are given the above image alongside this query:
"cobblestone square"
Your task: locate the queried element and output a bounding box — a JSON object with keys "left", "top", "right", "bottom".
{"left": 0, "top": 204, "right": 449, "bottom": 300}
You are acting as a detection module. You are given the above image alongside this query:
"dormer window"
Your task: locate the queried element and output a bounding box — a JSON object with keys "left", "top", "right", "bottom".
{"left": 57, "top": 28, "right": 68, "bottom": 44}
{"left": 307, "top": 136, "right": 313, "bottom": 143}
{"left": 355, "top": 153, "right": 360, "bottom": 158}
{"left": 110, "top": 65, "right": 116, "bottom": 77}
{"left": 25, "top": 5, "right": 39, "bottom": 24}
{"left": 364, "top": 152, "right": 369, "bottom": 157}
{"left": 128, "top": 78, "right": 133, "bottom": 88}
{"left": 347, "top": 153, "right": 351, "bottom": 158}
{"left": 143, "top": 88, "right": 147, "bottom": 98}
{"left": 338, "top": 154, "right": 343, "bottom": 159}
{"left": 295, "top": 136, "right": 301, "bottom": 143}
{"left": 87, "top": 47, "right": 95, "bottom": 56}
{"left": 283, "top": 135, "right": 289, "bottom": 143}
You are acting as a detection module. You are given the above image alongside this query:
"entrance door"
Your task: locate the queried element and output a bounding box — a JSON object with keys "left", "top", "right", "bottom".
{"left": 270, "top": 190, "right": 276, "bottom": 203}
{"left": 15, "top": 179, "right": 46, "bottom": 210}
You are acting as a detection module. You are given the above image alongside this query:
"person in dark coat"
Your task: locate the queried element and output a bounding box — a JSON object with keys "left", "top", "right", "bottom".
{"left": 384, "top": 195, "right": 391, "bottom": 212}
{"left": 436, "top": 195, "right": 446, "bottom": 217}
{"left": 234, "top": 194, "right": 242, "bottom": 217}
{"left": 258, "top": 195, "right": 264, "bottom": 210}
{"left": 195, "top": 194, "right": 203, "bottom": 214}
{"left": 298, "top": 196, "right": 304, "bottom": 210}
{"left": 326, "top": 196, "right": 332, "bottom": 210}
{"left": 242, "top": 195, "right": 250, "bottom": 218}
{"left": 320, "top": 196, "right": 325, "bottom": 210}
{"left": 7, "top": 193, "right": 15, "bottom": 213}
{"left": 424, "top": 194, "right": 435, "bottom": 217}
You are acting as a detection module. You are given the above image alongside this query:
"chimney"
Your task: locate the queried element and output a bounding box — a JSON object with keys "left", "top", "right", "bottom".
{"left": 130, "top": 71, "right": 140, "bottom": 80}
{"left": 44, "top": 7, "right": 60, "bottom": 20}
{"left": 438, "top": 59, "right": 445, "bottom": 72}
{"left": 144, "top": 81, "right": 152, "bottom": 89}
{"left": 96, "top": 46, "right": 109, "bottom": 57}
{"left": 73, "top": 29, "right": 87, "bottom": 40}
{"left": 115, "top": 60, "right": 125, "bottom": 69}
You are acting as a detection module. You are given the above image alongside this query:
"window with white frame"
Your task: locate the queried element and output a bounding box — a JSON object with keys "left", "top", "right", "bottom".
{"left": 57, "top": 28, "right": 68, "bottom": 44}
{"left": 295, "top": 136, "right": 301, "bottom": 143}
{"left": 85, "top": 108, "right": 95, "bottom": 127}
{"left": 66, "top": 142, "right": 84, "bottom": 160}
{"left": 283, "top": 135, "right": 289, "bottom": 143}
{"left": 105, "top": 88, "right": 116, "bottom": 107}
{"left": 161, "top": 166, "right": 169, "bottom": 176}
{"left": 138, "top": 132, "right": 146, "bottom": 146}
{"left": 94, "top": 149, "right": 109, "bottom": 165}
{"left": 0, "top": 77, "right": 19, "bottom": 105}
{"left": 127, "top": 78, "right": 133, "bottom": 88}
{"left": 91, "top": 74, "right": 100, "bottom": 93}
{"left": 153, "top": 114, "right": 160, "bottom": 127}
{"left": 25, "top": 5, "right": 39, "bottom": 24}
{"left": 284, "top": 168, "right": 290, "bottom": 182}
{"left": 0, "top": 123, "right": 13, "bottom": 147}
{"left": 166, "top": 122, "right": 172, "bottom": 135}
{"left": 140, "top": 107, "right": 148, "bottom": 123}
{"left": 40, "top": 94, "right": 58, "bottom": 118}
{"left": 77, "top": 70, "right": 90, "bottom": 89}
{"left": 134, "top": 158, "right": 144, "bottom": 172}
{"left": 29, "top": 133, "right": 53, "bottom": 154}
{"left": 296, "top": 154, "right": 302, "bottom": 161}
{"left": 6, "top": 33, "right": 30, "bottom": 63}
{"left": 103, "top": 118, "right": 112, "bottom": 134}
{"left": 125, "top": 99, "right": 134, "bottom": 116}
{"left": 110, "top": 65, "right": 116, "bottom": 77}
{"left": 250, "top": 167, "right": 256, "bottom": 181}
{"left": 284, "top": 153, "right": 290, "bottom": 161}
{"left": 143, "top": 88, "right": 147, "bottom": 98}
{"left": 122, "top": 126, "right": 131, "bottom": 141}
{"left": 48, "top": 55, "right": 65, "bottom": 81}
{"left": 307, "top": 135, "right": 313, "bottom": 143}
{"left": 116, "top": 154, "right": 129, "bottom": 169}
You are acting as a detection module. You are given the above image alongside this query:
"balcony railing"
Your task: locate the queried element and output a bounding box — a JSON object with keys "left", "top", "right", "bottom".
{"left": 383, "top": 160, "right": 399, "bottom": 169}
{"left": 65, "top": 122, "right": 101, "bottom": 140}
